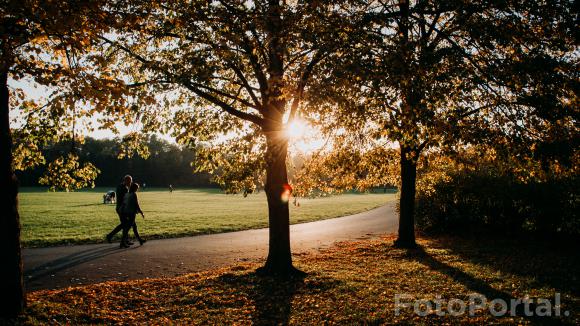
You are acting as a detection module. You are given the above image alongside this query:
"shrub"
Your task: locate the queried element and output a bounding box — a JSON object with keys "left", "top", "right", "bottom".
{"left": 415, "top": 169, "right": 579, "bottom": 237}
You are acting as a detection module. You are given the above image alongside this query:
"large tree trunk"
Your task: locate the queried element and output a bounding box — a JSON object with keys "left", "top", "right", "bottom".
{"left": 258, "top": 131, "right": 301, "bottom": 276}
{"left": 394, "top": 145, "right": 418, "bottom": 248}
{"left": 0, "top": 70, "right": 25, "bottom": 317}
{"left": 255, "top": 1, "right": 302, "bottom": 277}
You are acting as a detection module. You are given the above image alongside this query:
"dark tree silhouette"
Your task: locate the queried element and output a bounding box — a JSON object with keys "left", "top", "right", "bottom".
{"left": 299, "top": 0, "right": 578, "bottom": 248}
{"left": 2, "top": 0, "right": 124, "bottom": 316}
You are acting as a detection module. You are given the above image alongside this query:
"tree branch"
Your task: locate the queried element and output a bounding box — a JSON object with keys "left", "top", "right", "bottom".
{"left": 238, "top": 33, "right": 268, "bottom": 94}
{"left": 226, "top": 61, "right": 263, "bottom": 111}
{"left": 180, "top": 81, "right": 264, "bottom": 126}
{"left": 288, "top": 50, "right": 326, "bottom": 122}
{"left": 410, "top": 13, "right": 504, "bottom": 99}
{"left": 187, "top": 80, "right": 258, "bottom": 110}
{"left": 98, "top": 36, "right": 151, "bottom": 65}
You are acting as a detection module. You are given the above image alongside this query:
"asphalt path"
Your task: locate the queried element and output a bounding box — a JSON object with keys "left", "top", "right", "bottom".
{"left": 23, "top": 203, "right": 398, "bottom": 291}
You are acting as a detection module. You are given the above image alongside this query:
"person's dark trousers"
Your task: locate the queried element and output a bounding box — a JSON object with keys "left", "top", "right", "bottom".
{"left": 107, "top": 212, "right": 126, "bottom": 242}
{"left": 120, "top": 214, "right": 133, "bottom": 247}
{"left": 128, "top": 215, "right": 143, "bottom": 242}
{"left": 130, "top": 216, "right": 139, "bottom": 240}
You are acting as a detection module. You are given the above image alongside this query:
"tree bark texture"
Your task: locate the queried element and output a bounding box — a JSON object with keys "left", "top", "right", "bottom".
{"left": 260, "top": 131, "right": 299, "bottom": 276}
{"left": 395, "top": 145, "right": 418, "bottom": 248}
{"left": 0, "top": 70, "right": 26, "bottom": 317}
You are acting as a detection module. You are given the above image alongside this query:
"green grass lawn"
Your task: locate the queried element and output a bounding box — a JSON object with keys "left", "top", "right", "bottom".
{"left": 19, "top": 187, "right": 396, "bottom": 247}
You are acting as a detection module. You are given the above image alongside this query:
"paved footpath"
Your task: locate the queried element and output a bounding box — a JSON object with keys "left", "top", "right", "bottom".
{"left": 23, "top": 203, "right": 398, "bottom": 291}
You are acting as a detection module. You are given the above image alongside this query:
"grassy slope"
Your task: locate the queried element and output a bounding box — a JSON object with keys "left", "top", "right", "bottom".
{"left": 19, "top": 188, "right": 396, "bottom": 247}
{"left": 19, "top": 235, "right": 580, "bottom": 325}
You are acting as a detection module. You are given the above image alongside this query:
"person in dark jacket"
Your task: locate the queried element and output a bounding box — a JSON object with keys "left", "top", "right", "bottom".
{"left": 120, "top": 182, "right": 146, "bottom": 246}
{"left": 106, "top": 175, "right": 132, "bottom": 247}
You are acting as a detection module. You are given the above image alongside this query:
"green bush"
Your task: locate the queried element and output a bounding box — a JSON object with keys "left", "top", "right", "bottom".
{"left": 415, "top": 170, "right": 579, "bottom": 237}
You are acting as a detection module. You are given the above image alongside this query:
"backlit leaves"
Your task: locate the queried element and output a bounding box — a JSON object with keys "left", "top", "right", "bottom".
{"left": 4, "top": 0, "right": 133, "bottom": 190}
{"left": 117, "top": 132, "right": 151, "bottom": 159}
{"left": 38, "top": 153, "right": 100, "bottom": 192}
{"left": 298, "top": 0, "right": 578, "bottom": 196}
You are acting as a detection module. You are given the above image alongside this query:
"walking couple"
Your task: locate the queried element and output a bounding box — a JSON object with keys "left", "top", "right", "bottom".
{"left": 106, "top": 175, "right": 147, "bottom": 248}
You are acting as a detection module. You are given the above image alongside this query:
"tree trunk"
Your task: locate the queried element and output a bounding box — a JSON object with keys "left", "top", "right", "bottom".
{"left": 394, "top": 145, "right": 418, "bottom": 248}
{"left": 0, "top": 70, "right": 25, "bottom": 317}
{"left": 258, "top": 131, "right": 302, "bottom": 276}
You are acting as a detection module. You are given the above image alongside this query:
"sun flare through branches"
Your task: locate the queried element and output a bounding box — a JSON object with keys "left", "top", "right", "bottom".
{"left": 283, "top": 118, "right": 326, "bottom": 155}
{"left": 284, "top": 119, "right": 308, "bottom": 139}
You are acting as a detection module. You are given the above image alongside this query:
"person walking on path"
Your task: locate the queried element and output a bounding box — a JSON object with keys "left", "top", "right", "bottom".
{"left": 106, "top": 175, "right": 132, "bottom": 246}
{"left": 120, "top": 182, "right": 146, "bottom": 247}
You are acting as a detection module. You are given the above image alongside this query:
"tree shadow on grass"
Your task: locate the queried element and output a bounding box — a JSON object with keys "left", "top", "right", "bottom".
{"left": 208, "top": 270, "right": 342, "bottom": 325}
{"left": 406, "top": 245, "right": 565, "bottom": 325}
{"left": 427, "top": 236, "right": 580, "bottom": 297}
{"left": 217, "top": 271, "right": 304, "bottom": 325}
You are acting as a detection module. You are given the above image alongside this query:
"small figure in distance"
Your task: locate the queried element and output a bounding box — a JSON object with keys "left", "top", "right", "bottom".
{"left": 120, "top": 182, "right": 146, "bottom": 246}
{"left": 293, "top": 197, "right": 300, "bottom": 207}
{"left": 103, "top": 190, "right": 116, "bottom": 204}
{"left": 169, "top": 184, "right": 174, "bottom": 193}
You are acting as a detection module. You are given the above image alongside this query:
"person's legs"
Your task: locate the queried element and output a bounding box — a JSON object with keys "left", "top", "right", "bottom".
{"left": 126, "top": 215, "right": 137, "bottom": 245}
{"left": 120, "top": 214, "right": 131, "bottom": 248}
{"left": 106, "top": 213, "right": 125, "bottom": 243}
{"left": 131, "top": 218, "right": 146, "bottom": 245}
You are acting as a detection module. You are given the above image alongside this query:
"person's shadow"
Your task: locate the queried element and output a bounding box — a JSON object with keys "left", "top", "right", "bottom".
{"left": 25, "top": 246, "right": 120, "bottom": 285}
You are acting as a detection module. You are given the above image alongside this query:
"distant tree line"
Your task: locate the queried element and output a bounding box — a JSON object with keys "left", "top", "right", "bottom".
{"left": 16, "top": 135, "right": 214, "bottom": 188}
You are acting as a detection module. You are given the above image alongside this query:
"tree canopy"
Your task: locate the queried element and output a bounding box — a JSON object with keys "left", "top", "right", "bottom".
{"left": 82, "top": 0, "right": 356, "bottom": 275}
{"left": 295, "top": 0, "right": 578, "bottom": 247}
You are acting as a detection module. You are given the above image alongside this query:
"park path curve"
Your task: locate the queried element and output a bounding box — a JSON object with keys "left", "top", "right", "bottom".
{"left": 23, "top": 203, "right": 398, "bottom": 291}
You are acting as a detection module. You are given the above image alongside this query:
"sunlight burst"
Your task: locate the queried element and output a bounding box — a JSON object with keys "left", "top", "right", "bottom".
{"left": 283, "top": 118, "right": 326, "bottom": 154}
{"left": 284, "top": 119, "right": 308, "bottom": 139}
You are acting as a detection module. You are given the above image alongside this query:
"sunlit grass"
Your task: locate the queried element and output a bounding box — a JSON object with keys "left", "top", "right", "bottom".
{"left": 19, "top": 187, "right": 396, "bottom": 247}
